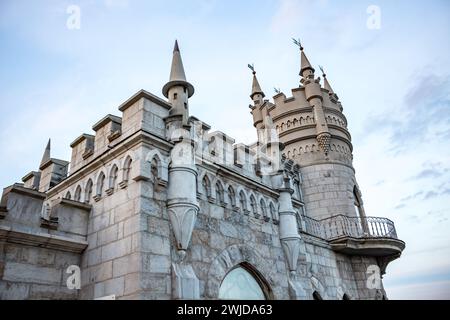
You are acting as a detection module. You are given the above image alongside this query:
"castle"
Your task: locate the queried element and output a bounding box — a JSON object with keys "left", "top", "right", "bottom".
{"left": 0, "top": 40, "right": 405, "bottom": 300}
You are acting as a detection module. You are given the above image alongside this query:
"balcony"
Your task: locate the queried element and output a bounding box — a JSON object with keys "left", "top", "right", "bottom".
{"left": 301, "top": 214, "right": 405, "bottom": 269}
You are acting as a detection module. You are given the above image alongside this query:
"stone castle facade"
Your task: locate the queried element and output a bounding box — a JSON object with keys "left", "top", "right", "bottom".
{"left": 0, "top": 41, "right": 405, "bottom": 300}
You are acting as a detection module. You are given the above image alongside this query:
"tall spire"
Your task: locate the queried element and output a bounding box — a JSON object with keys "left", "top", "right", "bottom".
{"left": 248, "top": 64, "right": 265, "bottom": 100}
{"left": 162, "top": 40, "right": 194, "bottom": 98}
{"left": 299, "top": 45, "right": 315, "bottom": 77}
{"left": 40, "top": 139, "right": 51, "bottom": 168}
{"left": 319, "top": 66, "right": 334, "bottom": 95}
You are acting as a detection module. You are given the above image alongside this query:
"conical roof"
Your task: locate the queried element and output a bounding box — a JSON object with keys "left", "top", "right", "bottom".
{"left": 162, "top": 40, "right": 194, "bottom": 98}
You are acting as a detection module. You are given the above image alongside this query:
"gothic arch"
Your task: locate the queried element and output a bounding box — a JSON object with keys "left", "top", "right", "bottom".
{"left": 206, "top": 244, "right": 276, "bottom": 299}
{"left": 74, "top": 185, "right": 82, "bottom": 202}
{"left": 122, "top": 155, "right": 133, "bottom": 178}
{"left": 65, "top": 191, "right": 72, "bottom": 200}
{"left": 200, "top": 173, "right": 212, "bottom": 199}
{"left": 145, "top": 149, "right": 168, "bottom": 183}
{"left": 84, "top": 179, "right": 93, "bottom": 204}
{"left": 214, "top": 178, "right": 225, "bottom": 206}
{"left": 96, "top": 171, "right": 106, "bottom": 196}
{"left": 226, "top": 184, "right": 236, "bottom": 208}
{"left": 259, "top": 197, "right": 269, "bottom": 221}
{"left": 109, "top": 164, "right": 119, "bottom": 189}
{"left": 237, "top": 188, "right": 248, "bottom": 213}
{"left": 269, "top": 201, "right": 278, "bottom": 223}
{"left": 249, "top": 193, "right": 258, "bottom": 217}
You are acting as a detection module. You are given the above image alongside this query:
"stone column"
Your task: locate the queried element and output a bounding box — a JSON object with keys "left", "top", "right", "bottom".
{"left": 274, "top": 159, "right": 306, "bottom": 299}
{"left": 166, "top": 128, "right": 200, "bottom": 299}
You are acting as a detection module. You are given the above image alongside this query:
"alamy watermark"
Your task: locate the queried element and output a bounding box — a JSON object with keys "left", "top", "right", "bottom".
{"left": 366, "top": 5, "right": 381, "bottom": 30}
{"left": 66, "top": 5, "right": 81, "bottom": 30}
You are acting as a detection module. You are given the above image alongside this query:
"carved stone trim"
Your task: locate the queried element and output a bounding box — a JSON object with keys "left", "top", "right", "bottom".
{"left": 107, "top": 130, "right": 122, "bottom": 142}
{"left": 82, "top": 148, "right": 94, "bottom": 160}
{"left": 40, "top": 216, "right": 59, "bottom": 230}
{"left": 0, "top": 225, "right": 88, "bottom": 253}
{"left": 118, "top": 180, "right": 128, "bottom": 189}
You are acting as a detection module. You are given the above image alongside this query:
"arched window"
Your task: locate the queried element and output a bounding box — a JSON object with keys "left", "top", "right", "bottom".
{"left": 122, "top": 156, "right": 132, "bottom": 182}
{"left": 353, "top": 186, "right": 368, "bottom": 234}
{"left": 215, "top": 181, "right": 225, "bottom": 206}
{"left": 239, "top": 191, "right": 247, "bottom": 213}
{"left": 313, "top": 291, "right": 323, "bottom": 300}
{"left": 269, "top": 202, "right": 278, "bottom": 223}
{"left": 151, "top": 157, "right": 159, "bottom": 180}
{"left": 260, "top": 199, "right": 269, "bottom": 221}
{"left": 343, "top": 293, "right": 350, "bottom": 300}
{"left": 353, "top": 186, "right": 363, "bottom": 219}
{"left": 74, "top": 185, "right": 82, "bottom": 202}
{"left": 96, "top": 172, "right": 105, "bottom": 196}
{"left": 218, "top": 266, "right": 266, "bottom": 300}
{"left": 250, "top": 195, "right": 258, "bottom": 217}
{"left": 227, "top": 186, "right": 236, "bottom": 208}
{"left": 109, "top": 165, "right": 119, "bottom": 189}
{"left": 65, "top": 191, "right": 71, "bottom": 200}
{"left": 202, "top": 175, "right": 212, "bottom": 199}
{"left": 85, "top": 179, "right": 93, "bottom": 204}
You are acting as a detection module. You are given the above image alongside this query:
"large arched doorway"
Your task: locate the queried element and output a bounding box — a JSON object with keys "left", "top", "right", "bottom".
{"left": 218, "top": 264, "right": 268, "bottom": 300}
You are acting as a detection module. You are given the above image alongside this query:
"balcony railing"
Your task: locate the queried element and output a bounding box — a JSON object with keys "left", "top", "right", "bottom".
{"left": 301, "top": 214, "right": 398, "bottom": 241}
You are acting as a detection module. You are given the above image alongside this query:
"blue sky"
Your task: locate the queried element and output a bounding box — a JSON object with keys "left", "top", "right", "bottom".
{"left": 1, "top": 0, "right": 449, "bottom": 299}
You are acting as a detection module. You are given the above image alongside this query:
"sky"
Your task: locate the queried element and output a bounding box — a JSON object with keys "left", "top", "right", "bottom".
{"left": 0, "top": 0, "right": 449, "bottom": 299}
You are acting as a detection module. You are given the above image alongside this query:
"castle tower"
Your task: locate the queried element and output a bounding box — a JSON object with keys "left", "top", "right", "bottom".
{"left": 254, "top": 43, "right": 363, "bottom": 221}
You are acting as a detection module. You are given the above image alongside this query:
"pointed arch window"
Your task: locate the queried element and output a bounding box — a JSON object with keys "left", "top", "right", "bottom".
{"left": 109, "top": 165, "right": 118, "bottom": 189}
{"left": 123, "top": 156, "right": 132, "bottom": 182}
{"left": 260, "top": 199, "right": 269, "bottom": 221}
{"left": 250, "top": 195, "right": 258, "bottom": 217}
{"left": 65, "top": 191, "right": 72, "bottom": 200}
{"left": 227, "top": 186, "right": 236, "bottom": 209}
{"left": 151, "top": 157, "right": 159, "bottom": 180}
{"left": 74, "top": 185, "right": 82, "bottom": 202}
{"left": 239, "top": 191, "right": 248, "bottom": 213}
{"left": 96, "top": 172, "right": 105, "bottom": 197}
{"left": 269, "top": 202, "right": 278, "bottom": 224}
{"left": 218, "top": 266, "right": 267, "bottom": 300}
{"left": 215, "top": 181, "right": 225, "bottom": 206}
{"left": 85, "top": 179, "right": 93, "bottom": 204}
{"left": 202, "top": 175, "right": 212, "bottom": 200}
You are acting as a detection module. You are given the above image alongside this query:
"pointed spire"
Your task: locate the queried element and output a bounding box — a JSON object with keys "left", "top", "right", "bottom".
{"left": 249, "top": 66, "right": 265, "bottom": 100}
{"left": 299, "top": 45, "right": 315, "bottom": 77}
{"left": 40, "top": 139, "right": 51, "bottom": 168}
{"left": 319, "top": 66, "right": 334, "bottom": 95}
{"left": 162, "top": 40, "right": 194, "bottom": 98}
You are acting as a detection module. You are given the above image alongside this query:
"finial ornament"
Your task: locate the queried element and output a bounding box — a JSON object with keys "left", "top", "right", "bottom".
{"left": 248, "top": 63, "right": 255, "bottom": 74}
{"left": 274, "top": 87, "right": 281, "bottom": 94}
{"left": 319, "top": 65, "right": 326, "bottom": 77}
{"left": 292, "top": 38, "right": 303, "bottom": 51}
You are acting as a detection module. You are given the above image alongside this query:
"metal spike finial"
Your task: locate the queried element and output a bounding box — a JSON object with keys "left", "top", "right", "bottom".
{"left": 274, "top": 87, "right": 281, "bottom": 94}
{"left": 247, "top": 63, "right": 255, "bottom": 74}
{"left": 319, "top": 65, "right": 326, "bottom": 77}
{"left": 292, "top": 37, "right": 303, "bottom": 50}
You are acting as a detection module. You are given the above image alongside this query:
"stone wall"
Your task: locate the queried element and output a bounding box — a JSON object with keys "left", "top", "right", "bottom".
{"left": 0, "top": 243, "right": 80, "bottom": 300}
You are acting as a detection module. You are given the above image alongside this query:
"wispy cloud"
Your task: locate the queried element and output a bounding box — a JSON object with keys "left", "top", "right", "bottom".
{"left": 365, "top": 74, "right": 450, "bottom": 154}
